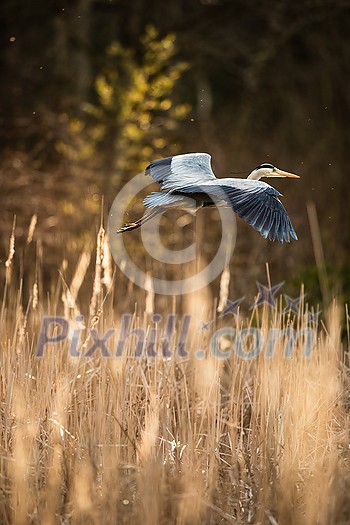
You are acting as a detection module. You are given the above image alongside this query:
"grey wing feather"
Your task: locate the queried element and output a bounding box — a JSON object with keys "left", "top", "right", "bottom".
{"left": 176, "top": 179, "right": 297, "bottom": 243}
{"left": 143, "top": 192, "right": 197, "bottom": 209}
{"left": 145, "top": 153, "right": 216, "bottom": 191}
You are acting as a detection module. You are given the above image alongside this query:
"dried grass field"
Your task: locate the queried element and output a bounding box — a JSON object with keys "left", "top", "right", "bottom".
{"left": 0, "top": 222, "right": 349, "bottom": 525}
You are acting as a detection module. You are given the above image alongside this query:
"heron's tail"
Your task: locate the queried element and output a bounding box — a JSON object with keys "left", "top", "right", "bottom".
{"left": 116, "top": 208, "right": 161, "bottom": 234}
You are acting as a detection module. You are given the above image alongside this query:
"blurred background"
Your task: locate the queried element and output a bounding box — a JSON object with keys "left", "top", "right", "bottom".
{"left": 1, "top": 0, "right": 350, "bottom": 305}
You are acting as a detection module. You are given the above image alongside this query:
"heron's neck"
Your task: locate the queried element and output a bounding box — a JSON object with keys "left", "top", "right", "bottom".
{"left": 247, "top": 171, "right": 262, "bottom": 180}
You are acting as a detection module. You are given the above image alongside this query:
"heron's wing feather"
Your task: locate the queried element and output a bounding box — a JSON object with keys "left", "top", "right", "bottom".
{"left": 223, "top": 184, "right": 297, "bottom": 242}
{"left": 143, "top": 192, "right": 197, "bottom": 209}
{"left": 145, "top": 153, "right": 216, "bottom": 191}
{"left": 177, "top": 179, "right": 297, "bottom": 243}
{"left": 224, "top": 184, "right": 297, "bottom": 242}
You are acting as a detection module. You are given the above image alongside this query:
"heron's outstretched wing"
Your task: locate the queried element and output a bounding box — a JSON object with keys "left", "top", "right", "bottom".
{"left": 224, "top": 184, "right": 297, "bottom": 242}
{"left": 177, "top": 179, "right": 298, "bottom": 243}
{"left": 145, "top": 153, "right": 216, "bottom": 191}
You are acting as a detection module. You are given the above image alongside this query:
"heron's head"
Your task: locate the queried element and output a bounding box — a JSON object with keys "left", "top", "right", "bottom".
{"left": 248, "top": 163, "right": 300, "bottom": 181}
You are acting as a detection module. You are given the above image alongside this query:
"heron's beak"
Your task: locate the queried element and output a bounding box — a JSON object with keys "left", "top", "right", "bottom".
{"left": 274, "top": 168, "right": 300, "bottom": 178}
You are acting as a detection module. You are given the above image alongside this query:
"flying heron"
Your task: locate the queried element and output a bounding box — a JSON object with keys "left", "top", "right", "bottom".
{"left": 117, "top": 153, "right": 300, "bottom": 243}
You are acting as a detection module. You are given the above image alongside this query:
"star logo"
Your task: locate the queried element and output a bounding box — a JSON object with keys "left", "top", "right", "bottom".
{"left": 307, "top": 310, "right": 321, "bottom": 324}
{"left": 219, "top": 297, "right": 245, "bottom": 318}
{"left": 283, "top": 294, "right": 305, "bottom": 315}
{"left": 251, "top": 281, "right": 284, "bottom": 309}
{"left": 198, "top": 320, "right": 214, "bottom": 332}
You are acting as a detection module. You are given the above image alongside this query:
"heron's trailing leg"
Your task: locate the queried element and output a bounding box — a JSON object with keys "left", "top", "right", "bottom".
{"left": 116, "top": 208, "right": 162, "bottom": 233}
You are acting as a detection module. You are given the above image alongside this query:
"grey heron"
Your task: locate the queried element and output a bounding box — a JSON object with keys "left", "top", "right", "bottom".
{"left": 117, "top": 153, "right": 300, "bottom": 243}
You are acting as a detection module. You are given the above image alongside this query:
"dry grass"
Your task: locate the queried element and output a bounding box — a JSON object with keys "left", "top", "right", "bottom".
{"left": 0, "top": 225, "right": 350, "bottom": 525}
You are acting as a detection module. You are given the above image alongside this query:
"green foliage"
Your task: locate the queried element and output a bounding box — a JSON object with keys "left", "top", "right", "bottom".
{"left": 58, "top": 26, "right": 190, "bottom": 190}
{"left": 291, "top": 261, "right": 350, "bottom": 306}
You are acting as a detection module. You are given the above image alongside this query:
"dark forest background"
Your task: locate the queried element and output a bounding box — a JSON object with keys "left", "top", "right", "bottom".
{"left": 1, "top": 0, "right": 350, "bottom": 304}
